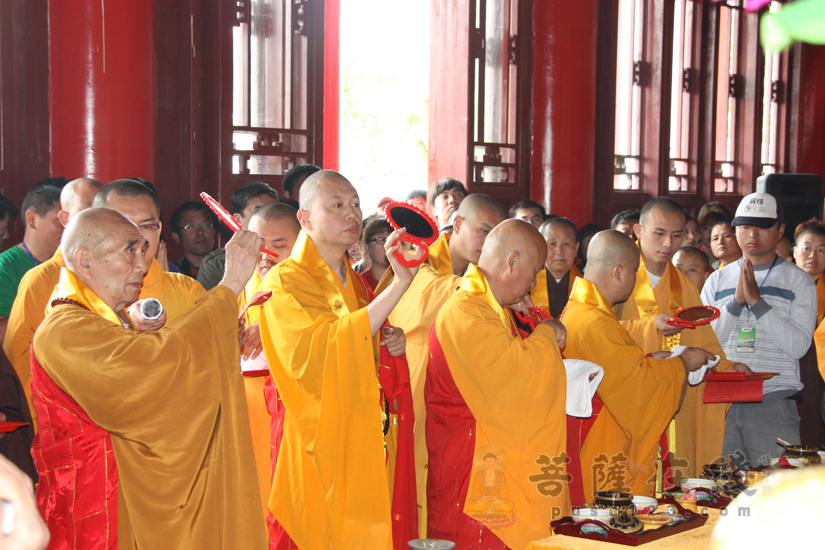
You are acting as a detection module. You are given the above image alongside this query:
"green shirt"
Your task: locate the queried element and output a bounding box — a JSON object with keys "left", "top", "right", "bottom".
{"left": 0, "top": 245, "right": 38, "bottom": 317}
{"left": 195, "top": 247, "right": 226, "bottom": 291}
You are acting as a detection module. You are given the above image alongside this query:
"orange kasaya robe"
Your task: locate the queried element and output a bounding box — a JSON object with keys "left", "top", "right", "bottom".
{"left": 426, "top": 264, "right": 570, "bottom": 550}
{"left": 238, "top": 271, "right": 275, "bottom": 526}
{"left": 816, "top": 276, "right": 825, "bottom": 327}
{"left": 375, "top": 231, "right": 459, "bottom": 537}
{"left": 812, "top": 277, "right": 825, "bottom": 381}
{"left": 3, "top": 251, "right": 205, "bottom": 431}
{"left": 259, "top": 231, "right": 416, "bottom": 550}
{"left": 530, "top": 265, "right": 581, "bottom": 318}
{"left": 615, "top": 257, "right": 734, "bottom": 481}
{"left": 30, "top": 268, "right": 264, "bottom": 550}
{"left": 562, "top": 278, "right": 687, "bottom": 503}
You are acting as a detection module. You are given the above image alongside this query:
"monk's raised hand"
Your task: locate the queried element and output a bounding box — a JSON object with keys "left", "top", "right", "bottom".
{"left": 538, "top": 318, "right": 567, "bottom": 350}
{"left": 655, "top": 314, "right": 683, "bottom": 336}
{"left": 677, "top": 346, "right": 716, "bottom": 372}
{"left": 127, "top": 300, "right": 168, "bottom": 331}
{"left": 510, "top": 295, "right": 534, "bottom": 316}
{"left": 380, "top": 326, "right": 406, "bottom": 357}
{"left": 384, "top": 228, "right": 422, "bottom": 285}
{"left": 221, "top": 229, "right": 264, "bottom": 296}
{"left": 241, "top": 322, "right": 264, "bottom": 360}
{"left": 732, "top": 362, "right": 752, "bottom": 374}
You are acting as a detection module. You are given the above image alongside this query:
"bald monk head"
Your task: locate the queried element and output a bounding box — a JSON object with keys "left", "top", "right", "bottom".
{"left": 62, "top": 207, "right": 149, "bottom": 312}
{"left": 58, "top": 178, "right": 103, "bottom": 226}
{"left": 248, "top": 202, "right": 300, "bottom": 279}
{"left": 297, "top": 170, "right": 362, "bottom": 256}
{"left": 93, "top": 179, "right": 163, "bottom": 260}
{"left": 477, "top": 219, "right": 547, "bottom": 307}
{"left": 634, "top": 197, "right": 685, "bottom": 270}
{"left": 584, "top": 230, "right": 641, "bottom": 306}
{"left": 449, "top": 194, "right": 507, "bottom": 276}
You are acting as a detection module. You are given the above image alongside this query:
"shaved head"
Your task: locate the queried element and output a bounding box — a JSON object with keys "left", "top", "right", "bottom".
{"left": 299, "top": 170, "right": 352, "bottom": 211}
{"left": 639, "top": 197, "right": 685, "bottom": 225}
{"left": 585, "top": 230, "right": 640, "bottom": 275}
{"left": 62, "top": 207, "right": 139, "bottom": 272}
{"left": 60, "top": 178, "right": 103, "bottom": 220}
{"left": 249, "top": 202, "right": 300, "bottom": 232}
{"left": 478, "top": 219, "right": 548, "bottom": 306}
{"left": 454, "top": 193, "right": 506, "bottom": 222}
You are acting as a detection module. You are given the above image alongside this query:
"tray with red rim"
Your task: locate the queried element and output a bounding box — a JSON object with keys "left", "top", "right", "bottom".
{"left": 702, "top": 371, "right": 776, "bottom": 381}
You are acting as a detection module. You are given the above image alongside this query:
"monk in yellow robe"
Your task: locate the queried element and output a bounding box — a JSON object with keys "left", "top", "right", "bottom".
{"left": 259, "top": 170, "right": 419, "bottom": 550}
{"left": 427, "top": 219, "right": 570, "bottom": 550}
{"left": 31, "top": 207, "right": 265, "bottom": 549}
{"left": 562, "top": 230, "right": 713, "bottom": 501}
{"left": 238, "top": 202, "right": 300, "bottom": 523}
{"left": 615, "top": 198, "right": 749, "bottom": 481}
{"left": 4, "top": 178, "right": 101, "bottom": 428}
{"left": 377, "top": 194, "right": 506, "bottom": 534}
{"left": 532, "top": 216, "right": 581, "bottom": 318}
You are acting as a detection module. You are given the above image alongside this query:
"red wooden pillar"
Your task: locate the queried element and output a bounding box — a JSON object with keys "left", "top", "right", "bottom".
{"left": 323, "top": 0, "right": 340, "bottom": 171}
{"left": 48, "top": 0, "right": 156, "bottom": 183}
{"left": 530, "top": 0, "right": 600, "bottom": 226}
{"left": 791, "top": 44, "right": 825, "bottom": 178}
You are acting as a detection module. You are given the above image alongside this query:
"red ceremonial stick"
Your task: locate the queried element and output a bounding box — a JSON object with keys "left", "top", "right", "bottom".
{"left": 200, "top": 192, "right": 278, "bottom": 259}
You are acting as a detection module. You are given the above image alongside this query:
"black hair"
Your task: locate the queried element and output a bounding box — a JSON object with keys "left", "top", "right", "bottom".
{"left": 509, "top": 200, "right": 546, "bottom": 219}
{"left": 32, "top": 177, "right": 69, "bottom": 190}
{"left": 676, "top": 246, "right": 710, "bottom": 270}
{"left": 405, "top": 189, "right": 427, "bottom": 201}
{"left": 93, "top": 179, "right": 162, "bottom": 216}
{"left": 171, "top": 201, "right": 218, "bottom": 233}
{"left": 428, "top": 177, "right": 468, "bottom": 206}
{"left": 21, "top": 185, "right": 61, "bottom": 217}
{"left": 610, "top": 209, "right": 641, "bottom": 229}
{"left": 230, "top": 181, "right": 279, "bottom": 216}
{"left": 283, "top": 164, "right": 321, "bottom": 195}
{"left": 0, "top": 193, "right": 19, "bottom": 219}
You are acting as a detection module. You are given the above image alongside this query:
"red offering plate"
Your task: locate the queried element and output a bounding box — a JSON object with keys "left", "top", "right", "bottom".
{"left": 666, "top": 306, "right": 720, "bottom": 328}
{"left": 702, "top": 371, "right": 776, "bottom": 403}
{"left": 383, "top": 201, "right": 439, "bottom": 267}
{"left": 0, "top": 422, "right": 29, "bottom": 433}
{"left": 551, "top": 500, "right": 708, "bottom": 546}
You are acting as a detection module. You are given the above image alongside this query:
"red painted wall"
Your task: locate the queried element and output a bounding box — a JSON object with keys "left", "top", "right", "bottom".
{"left": 529, "top": 0, "right": 600, "bottom": 226}
{"left": 49, "top": 0, "right": 156, "bottom": 183}
{"left": 324, "top": 0, "right": 340, "bottom": 171}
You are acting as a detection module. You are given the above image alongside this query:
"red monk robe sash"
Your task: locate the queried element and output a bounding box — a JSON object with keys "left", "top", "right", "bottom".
{"left": 30, "top": 348, "right": 119, "bottom": 550}
{"left": 265, "top": 276, "right": 417, "bottom": 550}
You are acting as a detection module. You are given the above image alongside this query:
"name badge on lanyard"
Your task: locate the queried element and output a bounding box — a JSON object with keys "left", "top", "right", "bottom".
{"left": 737, "top": 327, "right": 755, "bottom": 352}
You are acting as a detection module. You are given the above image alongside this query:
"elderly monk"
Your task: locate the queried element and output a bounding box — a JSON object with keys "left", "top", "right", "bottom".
{"left": 30, "top": 208, "right": 265, "bottom": 549}
{"left": 615, "top": 197, "right": 748, "bottom": 482}
{"left": 426, "top": 219, "right": 569, "bottom": 550}
{"left": 238, "top": 202, "right": 300, "bottom": 524}
{"left": 259, "top": 170, "right": 419, "bottom": 550}
{"left": 562, "top": 230, "right": 714, "bottom": 501}
{"left": 377, "top": 193, "right": 506, "bottom": 534}
{"left": 533, "top": 216, "right": 581, "bottom": 318}
{"left": 3, "top": 177, "right": 102, "bottom": 429}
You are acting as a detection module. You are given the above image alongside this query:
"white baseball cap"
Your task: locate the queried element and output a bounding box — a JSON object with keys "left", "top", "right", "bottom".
{"left": 731, "top": 192, "right": 783, "bottom": 229}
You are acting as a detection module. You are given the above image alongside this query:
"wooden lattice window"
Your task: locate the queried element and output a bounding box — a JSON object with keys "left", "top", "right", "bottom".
{"left": 613, "top": 0, "right": 645, "bottom": 191}
{"left": 668, "top": 0, "right": 696, "bottom": 192}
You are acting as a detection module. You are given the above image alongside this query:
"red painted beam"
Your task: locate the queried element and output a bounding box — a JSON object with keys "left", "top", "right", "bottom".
{"left": 49, "top": 0, "right": 156, "bottom": 183}
{"left": 530, "top": 0, "right": 599, "bottom": 225}
{"left": 324, "top": 0, "right": 340, "bottom": 171}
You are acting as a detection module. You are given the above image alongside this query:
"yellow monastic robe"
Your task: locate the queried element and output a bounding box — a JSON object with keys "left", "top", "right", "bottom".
{"left": 259, "top": 231, "right": 394, "bottom": 550}
{"left": 375, "top": 230, "right": 458, "bottom": 536}
{"left": 238, "top": 271, "right": 273, "bottom": 523}
{"left": 816, "top": 276, "right": 825, "bottom": 326}
{"left": 615, "top": 259, "right": 734, "bottom": 478}
{"left": 34, "top": 269, "right": 265, "bottom": 549}
{"left": 433, "top": 265, "right": 570, "bottom": 549}
{"left": 3, "top": 252, "right": 204, "bottom": 430}
{"left": 531, "top": 265, "right": 582, "bottom": 314}
{"left": 562, "top": 278, "right": 686, "bottom": 502}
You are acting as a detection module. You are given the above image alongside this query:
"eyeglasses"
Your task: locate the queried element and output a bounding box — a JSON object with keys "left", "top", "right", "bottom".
{"left": 368, "top": 237, "right": 388, "bottom": 244}
{"left": 137, "top": 223, "right": 160, "bottom": 234}
{"left": 180, "top": 222, "right": 215, "bottom": 232}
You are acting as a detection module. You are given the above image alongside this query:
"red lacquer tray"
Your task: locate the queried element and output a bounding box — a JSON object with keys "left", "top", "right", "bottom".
{"left": 550, "top": 501, "right": 708, "bottom": 546}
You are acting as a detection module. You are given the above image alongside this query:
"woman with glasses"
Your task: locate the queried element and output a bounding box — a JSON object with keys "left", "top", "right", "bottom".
{"left": 359, "top": 217, "right": 393, "bottom": 290}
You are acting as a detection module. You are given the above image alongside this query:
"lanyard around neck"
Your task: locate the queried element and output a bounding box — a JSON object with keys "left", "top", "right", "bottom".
{"left": 21, "top": 242, "right": 40, "bottom": 267}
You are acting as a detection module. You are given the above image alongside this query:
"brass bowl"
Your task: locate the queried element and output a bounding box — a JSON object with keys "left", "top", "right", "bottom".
{"left": 782, "top": 446, "right": 820, "bottom": 466}
{"left": 593, "top": 491, "right": 635, "bottom": 516}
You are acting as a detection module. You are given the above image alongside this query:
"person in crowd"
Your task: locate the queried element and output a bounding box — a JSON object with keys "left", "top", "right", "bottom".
{"left": 610, "top": 209, "right": 640, "bottom": 238}
{"left": 258, "top": 170, "right": 418, "bottom": 549}
{"left": 710, "top": 220, "right": 743, "bottom": 269}
{"left": 616, "top": 197, "right": 748, "bottom": 482}
{"left": 429, "top": 177, "right": 468, "bottom": 230}
{"left": 698, "top": 201, "right": 732, "bottom": 221}
{"left": 777, "top": 235, "right": 793, "bottom": 262}
{"left": 0, "top": 192, "right": 18, "bottom": 251}
{"left": 672, "top": 245, "right": 711, "bottom": 291}
{"left": 426, "top": 220, "right": 569, "bottom": 550}
{"left": 360, "top": 217, "right": 393, "bottom": 291}
{"left": 532, "top": 217, "right": 581, "bottom": 318}
{"left": 576, "top": 223, "right": 604, "bottom": 271}
{"left": 406, "top": 189, "right": 429, "bottom": 214}
{"left": 509, "top": 200, "right": 546, "bottom": 229}
{"left": 698, "top": 209, "right": 729, "bottom": 266}
{"left": 684, "top": 213, "right": 701, "bottom": 247}
{"left": 563, "top": 229, "right": 713, "bottom": 501}
{"left": 170, "top": 201, "right": 218, "bottom": 278}
{"left": 0, "top": 185, "right": 62, "bottom": 343}
{"left": 1, "top": 345, "right": 36, "bottom": 482}
{"left": 31, "top": 207, "right": 265, "bottom": 549}
{"left": 196, "top": 180, "right": 279, "bottom": 289}
{"left": 281, "top": 163, "right": 321, "bottom": 204}
{"left": 702, "top": 193, "right": 816, "bottom": 469}
{"left": 794, "top": 219, "right": 825, "bottom": 325}
{"left": 3, "top": 178, "right": 102, "bottom": 428}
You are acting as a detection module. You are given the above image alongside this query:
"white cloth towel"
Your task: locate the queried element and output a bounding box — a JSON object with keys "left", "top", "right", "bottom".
{"left": 240, "top": 352, "right": 269, "bottom": 376}
{"left": 669, "top": 345, "right": 721, "bottom": 386}
{"left": 563, "top": 359, "right": 604, "bottom": 418}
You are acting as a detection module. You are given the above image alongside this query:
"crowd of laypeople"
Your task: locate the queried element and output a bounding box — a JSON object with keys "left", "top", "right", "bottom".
{"left": 0, "top": 168, "right": 823, "bottom": 550}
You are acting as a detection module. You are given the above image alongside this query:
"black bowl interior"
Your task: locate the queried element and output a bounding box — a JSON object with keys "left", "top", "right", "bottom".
{"left": 388, "top": 205, "right": 435, "bottom": 240}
